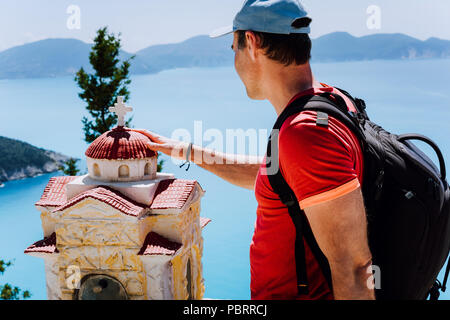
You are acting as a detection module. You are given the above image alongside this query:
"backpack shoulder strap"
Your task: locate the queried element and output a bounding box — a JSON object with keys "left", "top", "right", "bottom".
{"left": 266, "top": 91, "right": 365, "bottom": 295}
{"left": 266, "top": 94, "right": 314, "bottom": 295}
{"left": 334, "top": 86, "right": 370, "bottom": 121}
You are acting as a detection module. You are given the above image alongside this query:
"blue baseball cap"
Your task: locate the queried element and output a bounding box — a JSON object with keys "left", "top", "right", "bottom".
{"left": 210, "top": 0, "right": 310, "bottom": 38}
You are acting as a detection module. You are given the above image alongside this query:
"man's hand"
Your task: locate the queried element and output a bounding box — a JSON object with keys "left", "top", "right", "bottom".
{"left": 132, "top": 129, "right": 189, "bottom": 160}
{"left": 304, "top": 185, "right": 375, "bottom": 300}
{"left": 131, "top": 129, "right": 262, "bottom": 190}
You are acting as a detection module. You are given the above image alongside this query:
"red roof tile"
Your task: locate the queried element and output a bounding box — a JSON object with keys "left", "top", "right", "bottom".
{"left": 24, "top": 232, "right": 58, "bottom": 255}
{"left": 138, "top": 232, "right": 182, "bottom": 256}
{"left": 85, "top": 127, "right": 157, "bottom": 160}
{"left": 35, "top": 176, "right": 78, "bottom": 207}
{"left": 54, "top": 186, "right": 148, "bottom": 217}
{"left": 37, "top": 177, "right": 198, "bottom": 214}
{"left": 200, "top": 217, "right": 211, "bottom": 229}
{"left": 150, "top": 179, "right": 197, "bottom": 210}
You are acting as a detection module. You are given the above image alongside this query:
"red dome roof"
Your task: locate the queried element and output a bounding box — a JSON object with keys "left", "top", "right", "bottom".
{"left": 85, "top": 127, "right": 157, "bottom": 160}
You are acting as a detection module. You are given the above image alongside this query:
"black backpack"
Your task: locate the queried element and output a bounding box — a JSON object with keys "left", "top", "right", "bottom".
{"left": 266, "top": 88, "right": 450, "bottom": 300}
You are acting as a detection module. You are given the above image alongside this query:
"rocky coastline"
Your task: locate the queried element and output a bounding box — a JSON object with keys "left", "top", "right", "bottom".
{"left": 0, "top": 136, "right": 71, "bottom": 184}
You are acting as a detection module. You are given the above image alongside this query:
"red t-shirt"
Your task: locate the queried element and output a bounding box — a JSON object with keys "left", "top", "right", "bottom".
{"left": 251, "top": 85, "right": 364, "bottom": 300}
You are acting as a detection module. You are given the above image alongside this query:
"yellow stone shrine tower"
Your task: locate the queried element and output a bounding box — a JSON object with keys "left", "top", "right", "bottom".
{"left": 24, "top": 97, "right": 210, "bottom": 300}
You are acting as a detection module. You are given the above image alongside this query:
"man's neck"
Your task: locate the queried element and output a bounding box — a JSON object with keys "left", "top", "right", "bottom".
{"left": 263, "top": 62, "right": 320, "bottom": 116}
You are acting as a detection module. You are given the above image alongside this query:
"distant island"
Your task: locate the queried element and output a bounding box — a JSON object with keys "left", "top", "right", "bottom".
{"left": 0, "top": 136, "right": 70, "bottom": 184}
{"left": 0, "top": 32, "right": 449, "bottom": 79}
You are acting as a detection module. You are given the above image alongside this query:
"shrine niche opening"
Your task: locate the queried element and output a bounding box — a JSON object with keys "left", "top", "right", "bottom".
{"left": 78, "top": 274, "right": 128, "bottom": 300}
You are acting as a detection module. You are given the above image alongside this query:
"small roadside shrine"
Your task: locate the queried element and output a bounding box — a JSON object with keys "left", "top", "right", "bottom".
{"left": 25, "top": 97, "right": 210, "bottom": 300}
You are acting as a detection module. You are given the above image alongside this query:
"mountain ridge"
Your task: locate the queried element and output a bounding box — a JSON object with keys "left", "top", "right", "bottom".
{"left": 1, "top": 32, "right": 449, "bottom": 79}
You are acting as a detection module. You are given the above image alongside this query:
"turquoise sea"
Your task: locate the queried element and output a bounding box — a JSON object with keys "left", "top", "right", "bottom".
{"left": 0, "top": 59, "right": 449, "bottom": 300}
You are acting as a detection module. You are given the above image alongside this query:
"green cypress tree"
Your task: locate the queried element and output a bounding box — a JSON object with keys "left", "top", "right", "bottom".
{"left": 58, "top": 158, "right": 80, "bottom": 176}
{"left": 76, "top": 27, "right": 164, "bottom": 171}
{"left": 75, "top": 27, "right": 133, "bottom": 143}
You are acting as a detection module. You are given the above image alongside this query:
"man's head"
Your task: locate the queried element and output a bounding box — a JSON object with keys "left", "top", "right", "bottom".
{"left": 211, "top": 0, "right": 313, "bottom": 100}
{"left": 231, "top": 18, "right": 312, "bottom": 99}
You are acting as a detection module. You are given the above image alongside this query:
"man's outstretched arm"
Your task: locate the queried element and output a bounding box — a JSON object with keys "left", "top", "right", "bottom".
{"left": 132, "top": 129, "right": 262, "bottom": 190}
{"left": 304, "top": 186, "right": 375, "bottom": 300}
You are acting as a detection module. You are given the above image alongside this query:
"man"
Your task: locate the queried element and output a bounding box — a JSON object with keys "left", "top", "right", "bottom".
{"left": 133, "top": 0, "right": 375, "bottom": 300}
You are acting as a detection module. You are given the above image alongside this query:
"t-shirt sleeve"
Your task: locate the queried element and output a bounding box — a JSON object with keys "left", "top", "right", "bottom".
{"left": 278, "top": 113, "right": 360, "bottom": 210}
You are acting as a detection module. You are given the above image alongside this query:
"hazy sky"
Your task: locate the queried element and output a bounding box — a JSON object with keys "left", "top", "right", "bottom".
{"left": 1, "top": 0, "right": 449, "bottom": 52}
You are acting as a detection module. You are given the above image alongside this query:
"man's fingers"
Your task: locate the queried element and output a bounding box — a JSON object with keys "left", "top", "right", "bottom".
{"left": 132, "top": 129, "right": 182, "bottom": 158}
{"left": 146, "top": 142, "right": 165, "bottom": 152}
{"left": 132, "top": 129, "right": 163, "bottom": 143}
{"left": 132, "top": 128, "right": 155, "bottom": 137}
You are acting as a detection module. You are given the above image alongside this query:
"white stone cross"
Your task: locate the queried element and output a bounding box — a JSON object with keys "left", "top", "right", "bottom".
{"left": 109, "top": 96, "right": 133, "bottom": 127}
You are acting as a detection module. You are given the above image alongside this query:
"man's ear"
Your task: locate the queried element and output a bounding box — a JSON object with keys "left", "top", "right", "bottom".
{"left": 245, "top": 31, "right": 261, "bottom": 62}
